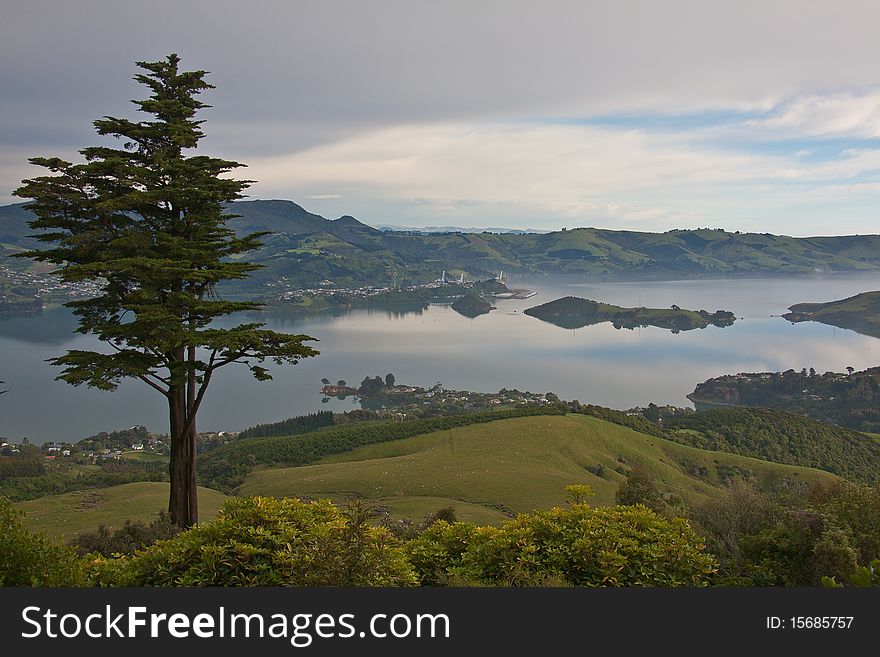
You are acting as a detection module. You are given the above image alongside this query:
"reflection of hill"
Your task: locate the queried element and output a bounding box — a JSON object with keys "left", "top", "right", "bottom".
{"left": 523, "top": 296, "right": 735, "bottom": 332}
{"left": 783, "top": 290, "right": 880, "bottom": 339}
{"left": 0, "top": 306, "right": 80, "bottom": 345}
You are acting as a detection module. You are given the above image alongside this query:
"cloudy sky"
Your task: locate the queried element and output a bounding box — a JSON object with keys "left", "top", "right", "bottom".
{"left": 4, "top": 0, "right": 880, "bottom": 235}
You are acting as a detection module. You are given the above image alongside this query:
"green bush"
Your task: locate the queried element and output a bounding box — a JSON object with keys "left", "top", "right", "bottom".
{"left": 823, "top": 559, "right": 880, "bottom": 587}
{"left": 407, "top": 503, "right": 716, "bottom": 587}
{"left": 88, "top": 497, "right": 417, "bottom": 587}
{"left": 0, "top": 497, "right": 84, "bottom": 586}
{"left": 70, "top": 511, "right": 181, "bottom": 557}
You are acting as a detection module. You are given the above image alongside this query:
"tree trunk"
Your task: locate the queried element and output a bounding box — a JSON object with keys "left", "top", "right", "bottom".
{"left": 167, "top": 383, "right": 192, "bottom": 528}
{"left": 186, "top": 343, "right": 199, "bottom": 526}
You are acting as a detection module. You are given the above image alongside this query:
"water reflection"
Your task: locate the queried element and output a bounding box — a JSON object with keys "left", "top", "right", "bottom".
{"left": 0, "top": 275, "right": 878, "bottom": 443}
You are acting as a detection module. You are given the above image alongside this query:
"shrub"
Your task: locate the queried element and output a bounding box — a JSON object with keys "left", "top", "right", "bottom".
{"left": 70, "top": 511, "right": 181, "bottom": 557}
{"left": 88, "top": 497, "right": 417, "bottom": 587}
{"left": 407, "top": 503, "right": 716, "bottom": 587}
{"left": 0, "top": 497, "right": 84, "bottom": 586}
{"left": 615, "top": 466, "right": 664, "bottom": 512}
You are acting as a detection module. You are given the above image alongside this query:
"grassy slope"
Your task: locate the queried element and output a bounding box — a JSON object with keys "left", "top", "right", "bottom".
{"left": 784, "top": 290, "right": 880, "bottom": 338}
{"left": 238, "top": 415, "right": 837, "bottom": 522}
{"left": 121, "top": 451, "right": 169, "bottom": 463}
{"left": 15, "top": 482, "right": 227, "bottom": 540}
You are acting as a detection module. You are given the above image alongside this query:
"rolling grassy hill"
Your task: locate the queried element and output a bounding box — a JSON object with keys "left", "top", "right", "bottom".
{"left": 236, "top": 414, "right": 838, "bottom": 522}
{"left": 15, "top": 482, "right": 227, "bottom": 540}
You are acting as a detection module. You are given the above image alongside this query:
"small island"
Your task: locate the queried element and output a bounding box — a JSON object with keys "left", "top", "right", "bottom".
{"left": 451, "top": 293, "right": 495, "bottom": 318}
{"left": 523, "top": 296, "right": 736, "bottom": 332}
{"left": 782, "top": 290, "right": 880, "bottom": 339}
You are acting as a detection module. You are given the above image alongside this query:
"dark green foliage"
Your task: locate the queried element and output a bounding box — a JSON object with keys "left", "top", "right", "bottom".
{"left": 0, "top": 497, "right": 84, "bottom": 586}
{"left": 689, "top": 367, "right": 880, "bottom": 432}
{"left": 406, "top": 504, "right": 716, "bottom": 587}
{"left": 823, "top": 560, "right": 880, "bottom": 587}
{"left": 615, "top": 465, "right": 665, "bottom": 512}
{"left": 575, "top": 404, "right": 666, "bottom": 438}
{"left": 378, "top": 505, "right": 459, "bottom": 541}
{"left": 358, "top": 375, "right": 386, "bottom": 397}
{"left": 198, "top": 407, "right": 565, "bottom": 492}
{"left": 78, "top": 425, "right": 149, "bottom": 451}
{"left": 87, "top": 497, "right": 417, "bottom": 586}
{"left": 691, "top": 481, "right": 880, "bottom": 586}
{"left": 0, "top": 456, "right": 45, "bottom": 480}
{"left": 238, "top": 411, "right": 335, "bottom": 439}
{"left": 666, "top": 407, "right": 880, "bottom": 483}
{"left": 70, "top": 511, "right": 180, "bottom": 557}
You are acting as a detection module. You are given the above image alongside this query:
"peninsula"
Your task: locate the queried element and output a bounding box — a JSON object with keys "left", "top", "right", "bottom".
{"left": 782, "top": 290, "right": 880, "bottom": 339}
{"left": 523, "top": 296, "right": 736, "bottom": 332}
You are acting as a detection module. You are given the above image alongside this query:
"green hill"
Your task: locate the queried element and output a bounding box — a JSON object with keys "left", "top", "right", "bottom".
{"left": 783, "top": 290, "right": 880, "bottom": 338}
{"left": 236, "top": 414, "right": 838, "bottom": 522}
{"left": 15, "top": 482, "right": 227, "bottom": 540}
{"left": 664, "top": 407, "right": 880, "bottom": 483}
{"left": 6, "top": 200, "right": 880, "bottom": 294}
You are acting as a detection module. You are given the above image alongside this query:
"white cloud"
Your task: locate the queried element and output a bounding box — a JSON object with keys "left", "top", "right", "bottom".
{"left": 243, "top": 117, "right": 880, "bottom": 231}
{"left": 744, "top": 90, "right": 880, "bottom": 139}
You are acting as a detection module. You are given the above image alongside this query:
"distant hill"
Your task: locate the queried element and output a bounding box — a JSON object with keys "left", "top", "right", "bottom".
{"left": 5, "top": 199, "right": 880, "bottom": 292}
{"left": 374, "top": 224, "right": 549, "bottom": 235}
{"left": 783, "top": 290, "right": 880, "bottom": 339}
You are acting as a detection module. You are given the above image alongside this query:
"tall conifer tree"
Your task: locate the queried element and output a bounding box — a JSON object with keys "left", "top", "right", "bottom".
{"left": 15, "top": 55, "right": 318, "bottom": 527}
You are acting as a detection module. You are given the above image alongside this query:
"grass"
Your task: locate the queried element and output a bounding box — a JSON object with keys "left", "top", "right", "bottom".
{"left": 15, "top": 482, "right": 227, "bottom": 540}
{"left": 121, "top": 451, "right": 169, "bottom": 463}
{"left": 238, "top": 414, "right": 838, "bottom": 522}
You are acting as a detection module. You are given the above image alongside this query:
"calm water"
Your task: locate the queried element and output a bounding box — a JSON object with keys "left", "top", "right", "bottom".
{"left": 2, "top": 275, "right": 879, "bottom": 443}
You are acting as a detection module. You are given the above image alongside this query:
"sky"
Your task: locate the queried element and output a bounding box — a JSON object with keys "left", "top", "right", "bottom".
{"left": 3, "top": 0, "right": 880, "bottom": 235}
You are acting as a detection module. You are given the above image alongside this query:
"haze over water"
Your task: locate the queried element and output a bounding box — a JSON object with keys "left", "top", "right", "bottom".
{"left": 1, "top": 275, "right": 878, "bottom": 443}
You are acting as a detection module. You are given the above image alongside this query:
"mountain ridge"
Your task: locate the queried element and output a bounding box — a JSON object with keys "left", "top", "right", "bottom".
{"left": 4, "top": 200, "right": 880, "bottom": 292}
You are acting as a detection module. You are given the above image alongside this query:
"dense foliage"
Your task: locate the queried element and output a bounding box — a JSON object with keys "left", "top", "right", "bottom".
{"left": 0, "top": 497, "right": 84, "bottom": 586}
{"left": 573, "top": 403, "right": 666, "bottom": 438}
{"left": 87, "top": 497, "right": 417, "bottom": 587}
{"left": 691, "top": 481, "right": 880, "bottom": 586}
{"left": 689, "top": 367, "right": 880, "bottom": 431}
{"left": 238, "top": 411, "right": 335, "bottom": 439}
{"left": 0, "top": 456, "right": 45, "bottom": 479}
{"left": 665, "top": 407, "right": 880, "bottom": 483}
{"left": 199, "top": 407, "right": 565, "bottom": 492}
{"left": 406, "top": 503, "right": 716, "bottom": 587}
{"left": 70, "top": 511, "right": 181, "bottom": 557}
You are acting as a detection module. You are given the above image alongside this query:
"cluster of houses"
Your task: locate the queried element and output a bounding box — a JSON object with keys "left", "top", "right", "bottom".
{"left": 0, "top": 263, "right": 103, "bottom": 303}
